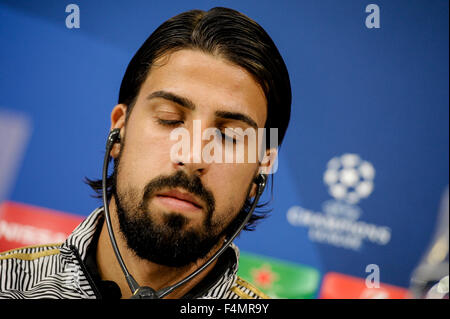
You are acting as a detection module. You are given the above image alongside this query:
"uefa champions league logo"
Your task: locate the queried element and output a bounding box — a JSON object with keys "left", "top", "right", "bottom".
{"left": 287, "top": 153, "right": 391, "bottom": 251}
{"left": 323, "top": 153, "right": 375, "bottom": 205}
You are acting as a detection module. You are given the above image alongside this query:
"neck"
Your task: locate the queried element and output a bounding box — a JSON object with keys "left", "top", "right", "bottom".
{"left": 96, "top": 197, "right": 222, "bottom": 299}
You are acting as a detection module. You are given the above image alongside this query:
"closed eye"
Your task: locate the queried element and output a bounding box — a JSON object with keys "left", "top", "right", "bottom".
{"left": 216, "top": 128, "right": 238, "bottom": 144}
{"left": 156, "top": 118, "right": 184, "bottom": 126}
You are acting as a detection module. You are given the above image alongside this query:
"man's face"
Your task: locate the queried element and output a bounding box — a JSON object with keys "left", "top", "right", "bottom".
{"left": 111, "top": 49, "right": 267, "bottom": 266}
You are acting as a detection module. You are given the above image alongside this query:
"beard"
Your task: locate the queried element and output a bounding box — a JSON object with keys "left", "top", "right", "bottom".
{"left": 111, "top": 150, "right": 252, "bottom": 267}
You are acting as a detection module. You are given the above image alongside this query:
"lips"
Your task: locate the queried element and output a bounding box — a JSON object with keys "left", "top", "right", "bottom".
{"left": 156, "top": 189, "right": 203, "bottom": 209}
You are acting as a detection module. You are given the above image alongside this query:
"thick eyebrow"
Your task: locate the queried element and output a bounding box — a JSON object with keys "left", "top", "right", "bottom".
{"left": 146, "top": 90, "right": 196, "bottom": 110}
{"left": 215, "top": 111, "right": 258, "bottom": 129}
{"left": 146, "top": 90, "right": 258, "bottom": 129}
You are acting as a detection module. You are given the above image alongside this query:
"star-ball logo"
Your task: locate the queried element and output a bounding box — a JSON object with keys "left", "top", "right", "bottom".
{"left": 287, "top": 153, "right": 391, "bottom": 251}
{"left": 323, "top": 154, "right": 375, "bottom": 205}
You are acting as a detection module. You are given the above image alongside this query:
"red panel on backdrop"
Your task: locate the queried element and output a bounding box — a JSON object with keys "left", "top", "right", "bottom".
{"left": 319, "top": 272, "right": 412, "bottom": 299}
{"left": 0, "top": 201, "right": 84, "bottom": 252}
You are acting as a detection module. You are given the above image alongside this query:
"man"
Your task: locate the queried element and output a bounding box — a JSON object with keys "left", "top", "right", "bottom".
{"left": 0, "top": 7, "right": 291, "bottom": 299}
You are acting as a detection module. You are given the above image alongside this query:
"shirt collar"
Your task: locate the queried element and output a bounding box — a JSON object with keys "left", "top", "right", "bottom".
{"left": 61, "top": 207, "right": 240, "bottom": 299}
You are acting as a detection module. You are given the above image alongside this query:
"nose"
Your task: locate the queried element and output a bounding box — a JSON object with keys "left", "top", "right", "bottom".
{"left": 172, "top": 160, "right": 206, "bottom": 176}
{"left": 171, "top": 119, "right": 211, "bottom": 177}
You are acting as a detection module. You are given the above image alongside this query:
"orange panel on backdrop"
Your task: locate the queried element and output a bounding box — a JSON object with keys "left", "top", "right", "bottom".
{"left": 0, "top": 201, "right": 84, "bottom": 252}
{"left": 320, "top": 272, "right": 412, "bottom": 299}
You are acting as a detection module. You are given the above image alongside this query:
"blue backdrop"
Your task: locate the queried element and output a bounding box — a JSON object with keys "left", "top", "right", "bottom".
{"left": 0, "top": 0, "right": 448, "bottom": 290}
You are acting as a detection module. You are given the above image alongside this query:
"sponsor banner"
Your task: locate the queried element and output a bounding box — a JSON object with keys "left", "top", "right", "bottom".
{"left": 237, "top": 252, "right": 320, "bottom": 299}
{"left": 319, "top": 272, "right": 411, "bottom": 299}
{"left": 0, "top": 201, "right": 83, "bottom": 252}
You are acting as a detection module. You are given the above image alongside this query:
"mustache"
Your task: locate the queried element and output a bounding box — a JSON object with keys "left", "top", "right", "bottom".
{"left": 141, "top": 170, "right": 216, "bottom": 214}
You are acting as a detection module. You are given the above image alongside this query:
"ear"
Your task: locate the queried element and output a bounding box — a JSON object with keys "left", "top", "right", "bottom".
{"left": 248, "top": 147, "right": 278, "bottom": 197}
{"left": 109, "top": 104, "right": 127, "bottom": 158}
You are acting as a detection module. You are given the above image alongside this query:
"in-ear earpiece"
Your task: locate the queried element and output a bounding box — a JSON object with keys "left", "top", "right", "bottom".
{"left": 106, "top": 128, "right": 121, "bottom": 150}
{"left": 254, "top": 174, "right": 267, "bottom": 188}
